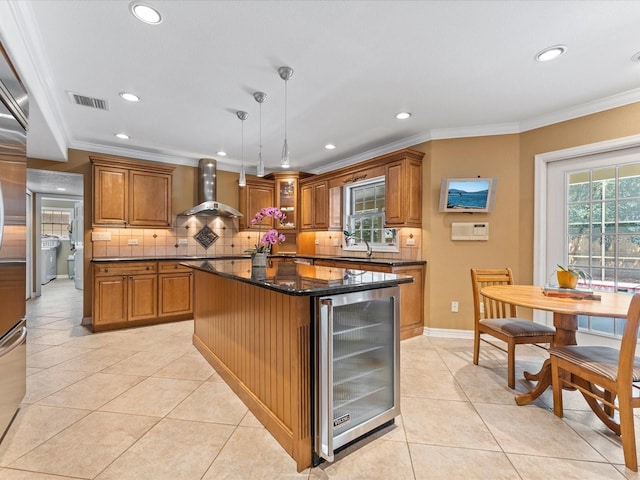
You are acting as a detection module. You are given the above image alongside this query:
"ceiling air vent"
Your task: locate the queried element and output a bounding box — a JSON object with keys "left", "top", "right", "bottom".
{"left": 67, "top": 91, "right": 109, "bottom": 110}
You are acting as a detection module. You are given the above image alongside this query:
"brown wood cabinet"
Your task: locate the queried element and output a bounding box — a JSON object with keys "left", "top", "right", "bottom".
{"left": 272, "top": 173, "right": 299, "bottom": 230}
{"left": 384, "top": 155, "right": 422, "bottom": 227}
{"left": 239, "top": 175, "right": 275, "bottom": 230}
{"left": 312, "top": 259, "right": 424, "bottom": 339}
{"left": 300, "top": 180, "right": 328, "bottom": 231}
{"left": 93, "top": 260, "right": 193, "bottom": 331}
{"left": 91, "top": 155, "right": 174, "bottom": 228}
{"left": 158, "top": 261, "right": 193, "bottom": 317}
{"left": 93, "top": 261, "right": 158, "bottom": 329}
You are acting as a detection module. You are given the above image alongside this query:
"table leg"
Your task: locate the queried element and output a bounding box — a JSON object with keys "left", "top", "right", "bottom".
{"left": 514, "top": 313, "right": 578, "bottom": 406}
{"left": 515, "top": 359, "right": 551, "bottom": 405}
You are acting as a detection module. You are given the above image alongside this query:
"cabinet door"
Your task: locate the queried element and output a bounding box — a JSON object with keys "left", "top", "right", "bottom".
{"left": 128, "top": 274, "right": 158, "bottom": 321}
{"left": 312, "top": 181, "right": 328, "bottom": 229}
{"left": 239, "top": 180, "right": 275, "bottom": 230}
{"left": 384, "top": 161, "right": 404, "bottom": 225}
{"left": 300, "top": 184, "right": 314, "bottom": 230}
{"left": 158, "top": 272, "right": 193, "bottom": 317}
{"left": 94, "top": 275, "right": 127, "bottom": 325}
{"left": 392, "top": 265, "right": 424, "bottom": 340}
{"left": 328, "top": 186, "right": 343, "bottom": 231}
{"left": 275, "top": 177, "right": 298, "bottom": 230}
{"left": 385, "top": 158, "right": 422, "bottom": 227}
{"left": 93, "top": 165, "right": 128, "bottom": 225}
{"left": 128, "top": 170, "right": 172, "bottom": 227}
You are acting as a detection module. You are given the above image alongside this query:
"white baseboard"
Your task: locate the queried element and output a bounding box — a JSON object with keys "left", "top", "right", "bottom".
{"left": 422, "top": 327, "right": 473, "bottom": 339}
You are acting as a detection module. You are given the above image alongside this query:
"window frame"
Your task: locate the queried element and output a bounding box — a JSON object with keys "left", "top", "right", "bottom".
{"left": 342, "top": 176, "right": 399, "bottom": 253}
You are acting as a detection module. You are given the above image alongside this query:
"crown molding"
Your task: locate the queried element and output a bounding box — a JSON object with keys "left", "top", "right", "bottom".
{"left": 519, "top": 87, "right": 640, "bottom": 132}
{"left": 70, "top": 140, "right": 197, "bottom": 167}
{"left": 1, "top": 1, "right": 69, "bottom": 161}
{"left": 430, "top": 122, "right": 520, "bottom": 140}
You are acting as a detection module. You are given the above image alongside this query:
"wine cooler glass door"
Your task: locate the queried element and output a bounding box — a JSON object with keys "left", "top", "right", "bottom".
{"left": 316, "top": 286, "right": 400, "bottom": 462}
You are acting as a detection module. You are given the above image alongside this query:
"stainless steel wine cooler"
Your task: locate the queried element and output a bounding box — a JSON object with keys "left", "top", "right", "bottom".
{"left": 314, "top": 286, "right": 400, "bottom": 462}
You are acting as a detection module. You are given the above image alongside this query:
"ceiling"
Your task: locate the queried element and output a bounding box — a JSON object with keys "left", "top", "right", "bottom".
{"left": 2, "top": 0, "right": 640, "bottom": 180}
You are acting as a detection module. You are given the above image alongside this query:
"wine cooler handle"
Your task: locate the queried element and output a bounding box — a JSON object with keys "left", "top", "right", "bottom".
{"left": 319, "top": 298, "right": 334, "bottom": 462}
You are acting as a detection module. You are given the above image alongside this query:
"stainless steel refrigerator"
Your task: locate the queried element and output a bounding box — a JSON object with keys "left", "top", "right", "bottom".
{"left": 0, "top": 43, "right": 28, "bottom": 444}
{"left": 314, "top": 285, "right": 400, "bottom": 463}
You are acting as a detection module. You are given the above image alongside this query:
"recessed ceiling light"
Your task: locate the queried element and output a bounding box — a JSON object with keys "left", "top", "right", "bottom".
{"left": 395, "top": 112, "right": 411, "bottom": 120}
{"left": 217, "top": 151, "right": 227, "bottom": 157}
{"left": 129, "top": 2, "right": 162, "bottom": 25}
{"left": 632, "top": 51, "right": 640, "bottom": 62}
{"left": 324, "top": 144, "right": 336, "bottom": 150}
{"left": 115, "top": 133, "right": 130, "bottom": 140}
{"left": 119, "top": 92, "right": 140, "bottom": 102}
{"left": 56, "top": 187, "right": 66, "bottom": 191}
{"left": 535, "top": 45, "right": 567, "bottom": 62}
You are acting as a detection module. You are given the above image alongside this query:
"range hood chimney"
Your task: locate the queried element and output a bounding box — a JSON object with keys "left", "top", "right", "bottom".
{"left": 178, "top": 159, "right": 242, "bottom": 217}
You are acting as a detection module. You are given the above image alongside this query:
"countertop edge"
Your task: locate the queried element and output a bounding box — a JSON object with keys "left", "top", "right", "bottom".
{"left": 184, "top": 259, "right": 414, "bottom": 297}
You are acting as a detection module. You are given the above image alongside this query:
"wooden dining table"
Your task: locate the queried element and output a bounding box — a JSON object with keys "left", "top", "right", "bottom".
{"left": 480, "top": 284, "right": 633, "bottom": 405}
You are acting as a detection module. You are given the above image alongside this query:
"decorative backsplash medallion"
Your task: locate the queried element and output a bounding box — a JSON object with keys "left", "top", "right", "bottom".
{"left": 193, "top": 225, "right": 219, "bottom": 250}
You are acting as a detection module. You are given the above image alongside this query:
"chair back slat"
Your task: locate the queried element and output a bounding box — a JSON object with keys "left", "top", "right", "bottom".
{"left": 617, "top": 294, "right": 640, "bottom": 384}
{"left": 471, "top": 268, "right": 518, "bottom": 320}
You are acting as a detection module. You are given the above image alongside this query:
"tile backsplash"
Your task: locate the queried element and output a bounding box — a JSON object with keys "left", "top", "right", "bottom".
{"left": 91, "top": 216, "right": 422, "bottom": 261}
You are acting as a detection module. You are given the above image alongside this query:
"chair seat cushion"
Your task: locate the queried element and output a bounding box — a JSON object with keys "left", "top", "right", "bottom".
{"left": 550, "top": 345, "right": 640, "bottom": 382}
{"left": 480, "top": 318, "right": 555, "bottom": 338}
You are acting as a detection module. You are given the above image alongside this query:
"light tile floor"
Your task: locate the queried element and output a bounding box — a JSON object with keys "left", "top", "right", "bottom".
{"left": 1, "top": 279, "right": 639, "bottom": 479}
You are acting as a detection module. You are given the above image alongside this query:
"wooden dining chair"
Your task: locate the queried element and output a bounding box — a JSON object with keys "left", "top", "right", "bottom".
{"left": 471, "top": 268, "right": 556, "bottom": 389}
{"left": 550, "top": 293, "right": 640, "bottom": 472}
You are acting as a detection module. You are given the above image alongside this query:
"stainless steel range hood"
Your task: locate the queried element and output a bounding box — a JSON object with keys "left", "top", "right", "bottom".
{"left": 178, "top": 159, "right": 242, "bottom": 217}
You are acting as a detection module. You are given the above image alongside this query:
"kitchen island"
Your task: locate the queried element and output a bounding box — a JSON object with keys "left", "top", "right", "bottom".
{"left": 182, "top": 258, "right": 413, "bottom": 471}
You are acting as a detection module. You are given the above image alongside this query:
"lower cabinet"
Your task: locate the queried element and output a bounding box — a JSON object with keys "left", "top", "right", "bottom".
{"left": 93, "top": 260, "right": 193, "bottom": 331}
{"left": 158, "top": 262, "right": 193, "bottom": 317}
{"left": 313, "top": 260, "right": 425, "bottom": 340}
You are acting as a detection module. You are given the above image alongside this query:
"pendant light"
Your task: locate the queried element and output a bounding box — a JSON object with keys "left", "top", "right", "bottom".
{"left": 253, "top": 91, "right": 267, "bottom": 177}
{"left": 278, "top": 66, "right": 293, "bottom": 169}
{"left": 237, "top": 110, "right": 248, "bottom": 187}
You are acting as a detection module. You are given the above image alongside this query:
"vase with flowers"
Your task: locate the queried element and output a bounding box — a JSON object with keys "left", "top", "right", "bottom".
{"left": 248, "top": 207, "right": 286, "bottom": 268}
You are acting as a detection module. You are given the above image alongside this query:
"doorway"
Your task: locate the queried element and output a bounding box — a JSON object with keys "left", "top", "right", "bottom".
{"left": 26, "top": 169, "right": 84, "bottom": 300}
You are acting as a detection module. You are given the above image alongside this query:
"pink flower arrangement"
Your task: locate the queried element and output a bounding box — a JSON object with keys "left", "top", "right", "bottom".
{"left": 250, "top": 207, "right": 286, "bottom": 253}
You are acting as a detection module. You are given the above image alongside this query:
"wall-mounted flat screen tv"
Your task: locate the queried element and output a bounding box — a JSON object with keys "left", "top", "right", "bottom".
{"left": 439, "top": 177, "right": 497, "bottom": 213}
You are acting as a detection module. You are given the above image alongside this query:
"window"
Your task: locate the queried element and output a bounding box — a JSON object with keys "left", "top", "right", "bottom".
{"left": 566, "top": 164, "right": 640, "bottom": 336}
{"left": 41, "top": 208, "right": 72, "bottom": 238}
{"left": 343, "top": 177, "right": 398, "bottom": 251}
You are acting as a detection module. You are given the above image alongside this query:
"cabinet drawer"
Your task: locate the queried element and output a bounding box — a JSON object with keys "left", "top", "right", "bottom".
{"left": 94, "top": 261, "right": 158, "bottom": 276}
{"left": 158, "top": 261, "right": 192, "bottom": 273}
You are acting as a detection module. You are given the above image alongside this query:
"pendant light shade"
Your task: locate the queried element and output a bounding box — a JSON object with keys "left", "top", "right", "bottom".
{"left": 253, "top": 91, "right": 267, "bottom": 177}
{"left": 278, "top": 66, "right": 293, "bottom": 169}
{"left": 237, "top": 110, "right": 248, "bottom": 187}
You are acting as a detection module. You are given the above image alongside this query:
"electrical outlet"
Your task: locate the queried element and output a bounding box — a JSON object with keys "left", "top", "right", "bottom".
{"left": 91, "top": 231, "right": 111, "bottom": 241}
{"left": 332, "top": 239, "right": 339, "bottom": 247}
{"left": 178, "top": 238, "right": 188, "bottom": 246}
{"left": 451, "top": 301, "right": 459, "bottom": 313}
{"left": 406, "top": 237, "right": 415, "bottom": 246}
{"left": 128, "top": 238, "right": 139, "bottom": 245}
{"left": 315, "top": 239, "right": 320, "bottom": 245}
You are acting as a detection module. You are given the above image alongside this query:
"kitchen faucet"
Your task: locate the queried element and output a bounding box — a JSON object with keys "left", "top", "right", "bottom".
{"left": 344, "top": 230, "right": 373, "bottom": 258}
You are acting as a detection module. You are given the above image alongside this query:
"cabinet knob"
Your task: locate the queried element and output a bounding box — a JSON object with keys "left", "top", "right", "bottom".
{"left": 104, "top": 268, "right": 109, "bottom": 273}
{"left": 146, "top": 266, "right": 150, "bottom": 270}
{"left": 122, "top": 275, "right": 126, "bottom": 279}
{"left": 175, "top": 265, "right": 178, "bottom": 269}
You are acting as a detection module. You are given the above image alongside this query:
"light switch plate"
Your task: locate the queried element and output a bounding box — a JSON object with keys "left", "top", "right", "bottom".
{"left": 128, "top": 238, "right": 139, "bottom": 245}
{"left": 406, "top": 238, "right": 415, "bottom": 246}
{"left": 91, "top": 231, "right": 111, "bottom": 241}
{"left": 178, "top": 238, "right": 188, "bottom": 246}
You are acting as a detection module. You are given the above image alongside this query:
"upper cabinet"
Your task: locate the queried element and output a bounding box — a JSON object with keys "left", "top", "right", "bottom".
{"left": 272, "top": 173, "right": 299, "bottom": 230}
{"left": 300, "top": 180, "right": 328, "bottom": 231}
{"left": 238, "top": 175, "right": 275, "bottom": 230}
{"left": 92, "top": 156, "right": 174, "bottom": 228}
{"left": 384, "top": 152, "right": 423, "bottom": 227}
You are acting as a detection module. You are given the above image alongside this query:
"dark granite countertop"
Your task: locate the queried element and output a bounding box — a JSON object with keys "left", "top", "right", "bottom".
{"left": 91, "top": 254, "right": 425, "bottom": 267}
{"left": 182, "top": 258, "right": 413, "bottom": 297}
